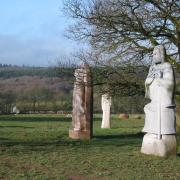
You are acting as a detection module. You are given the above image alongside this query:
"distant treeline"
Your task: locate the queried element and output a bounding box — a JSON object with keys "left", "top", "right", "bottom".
{"left": 0, "top": 65, "right": 75, "bottom": 79}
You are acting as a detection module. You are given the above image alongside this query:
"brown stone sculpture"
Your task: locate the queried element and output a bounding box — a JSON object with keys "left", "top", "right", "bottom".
{"left": 69, "top": 64, "right": 93, "bottom": 139}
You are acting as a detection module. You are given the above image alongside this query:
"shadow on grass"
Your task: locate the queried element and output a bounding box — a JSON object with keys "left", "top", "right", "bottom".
{"left": 91, "top": 132, "right": 143, "bottom": 147}
{"left": 93, "top": 132, "right": 144, "bottom": 140}
{"left": 0, "top": 125, "right": 34, "bottom": 129}
{"left": 111, "top": 126, "right": 143, "bottom": 129}
{"left": 0, "top": 116, "right": 71, "bottom": 122}
{"left": 0, "top": 138, "right": 9, "bottom": 140}
{"left": 0, "top": 132, "right": 143, "bottom": 152}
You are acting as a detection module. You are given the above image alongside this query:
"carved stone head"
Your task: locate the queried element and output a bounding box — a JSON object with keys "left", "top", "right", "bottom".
{"left": 74, "top": 64, "right": 90, "bottom": 84}
{"left": 153, "top": 45, "right": 166, "bottom": 64}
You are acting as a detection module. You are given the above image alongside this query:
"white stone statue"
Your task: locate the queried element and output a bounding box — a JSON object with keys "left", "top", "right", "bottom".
{"left": 141, "top": 45, "right": 176, "bottom": 157}
{"left": 101, "top": 94, "right": 111, "bottom": 128}
{"left": 12, "top": 106, "right": 20, "bottom": 114}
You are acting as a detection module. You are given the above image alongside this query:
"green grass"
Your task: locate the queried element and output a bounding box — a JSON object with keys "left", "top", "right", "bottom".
{"left": 0, "top": 114, "right": 179, "bottom": 180}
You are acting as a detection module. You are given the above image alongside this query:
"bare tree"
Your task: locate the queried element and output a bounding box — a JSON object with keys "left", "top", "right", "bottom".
{"left": 63, "top": 0, "right": 180, "bottom": 70}
{"left": 69, "top": 50, "right": 146, "bottom": 96}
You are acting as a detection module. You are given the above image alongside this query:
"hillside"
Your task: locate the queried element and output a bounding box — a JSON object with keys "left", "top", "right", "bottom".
{"left": 0, "top": 76, "right": 72, "bottom": 94}
{"left": 0, "top": 66, "right": 74, "bottom": 93}
{"left": 0, "top": 66, "right": 74, "bottom": 78}
{"left": 0, "top": 66, "right": 74, "bottom": 113}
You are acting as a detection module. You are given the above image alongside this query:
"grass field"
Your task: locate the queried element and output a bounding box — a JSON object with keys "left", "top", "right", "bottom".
{"left": 0, "top": 114, "right": 179, "bottom": 180}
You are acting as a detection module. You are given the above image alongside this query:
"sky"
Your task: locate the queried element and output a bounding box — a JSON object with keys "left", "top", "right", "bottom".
{"left": 0, "top": 0, "right": 78, "bottom": 67}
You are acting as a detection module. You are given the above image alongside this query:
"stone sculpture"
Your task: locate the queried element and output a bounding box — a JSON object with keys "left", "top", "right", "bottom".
{"left": 12, "top": 106, "right": 20, "bottom": 114}
{"left": 69, "top": 64, "right": 93, "bottom": 139}
{"left": 141, "top": 45, "right": 177, "bottom": 157}
{"left": 101, "top": 94, "right": 111, "bottom": 128}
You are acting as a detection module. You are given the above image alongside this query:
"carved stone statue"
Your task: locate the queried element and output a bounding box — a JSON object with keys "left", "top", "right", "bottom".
{"left": 12, "top": 106, "right": 20, "bottom": 114}
{"left": 141, "top": 45, "right": 177, "bottom": 157}
{"left": 101, "top": 94, "right": 111, "bottom": 128}
{"left": 69, "top": 64, "right": 93, "bottom": 139}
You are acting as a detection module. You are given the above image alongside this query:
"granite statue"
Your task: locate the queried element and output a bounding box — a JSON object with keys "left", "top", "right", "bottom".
{"left": 141, "top": 45, "right": 177, "bottom": 157}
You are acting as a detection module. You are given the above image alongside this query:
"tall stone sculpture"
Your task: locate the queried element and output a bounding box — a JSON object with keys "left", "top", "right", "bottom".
{"left": 101, "top": 94, "right": 111, "bottom": 128}
{"left": 69, "top": 64, "right": 93, "bottom": 139}
{"left": 141, "top": 45, "right": 177, "bottom": 157}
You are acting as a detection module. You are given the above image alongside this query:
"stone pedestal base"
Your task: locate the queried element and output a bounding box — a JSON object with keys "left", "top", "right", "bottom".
{"left": 69, "top": 129, "right": 91, "bottom": 140}
{"left": 141, "top": 133, "right": 177, "bottom": 157}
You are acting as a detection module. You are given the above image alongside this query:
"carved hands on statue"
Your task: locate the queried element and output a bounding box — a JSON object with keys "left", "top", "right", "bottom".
{"left": 154, "top": 71, "right": 163, "bottom": 79}
{"left": 148, "top": 70, "right": 163, "bottom": 79}
{"left": 146, "top": 72, "right": 155, "bottom": 85}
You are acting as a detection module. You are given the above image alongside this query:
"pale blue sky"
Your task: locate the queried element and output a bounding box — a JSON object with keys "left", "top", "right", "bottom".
{"left": 0, "top": 0, "right": 78, "bottom": 66}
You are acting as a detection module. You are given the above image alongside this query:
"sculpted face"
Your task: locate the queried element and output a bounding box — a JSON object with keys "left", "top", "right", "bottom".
{"left": 153, "top": 45, "right": 165, "bottom": 64}
{"left": 153, "top": 48, "right": 162, "bottom": 64}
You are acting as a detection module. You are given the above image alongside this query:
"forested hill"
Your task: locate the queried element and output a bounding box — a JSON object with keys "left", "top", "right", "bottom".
{"left": 0, "top": 65, "right": 75, "bottom": 114}
{"left": 0, "top": 66, "right": 75, "bottom": 79}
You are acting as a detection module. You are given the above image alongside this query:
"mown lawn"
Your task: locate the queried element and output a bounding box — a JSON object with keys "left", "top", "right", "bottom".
{"left": 0, "top": 114, "right": 179, "bottom": 180}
